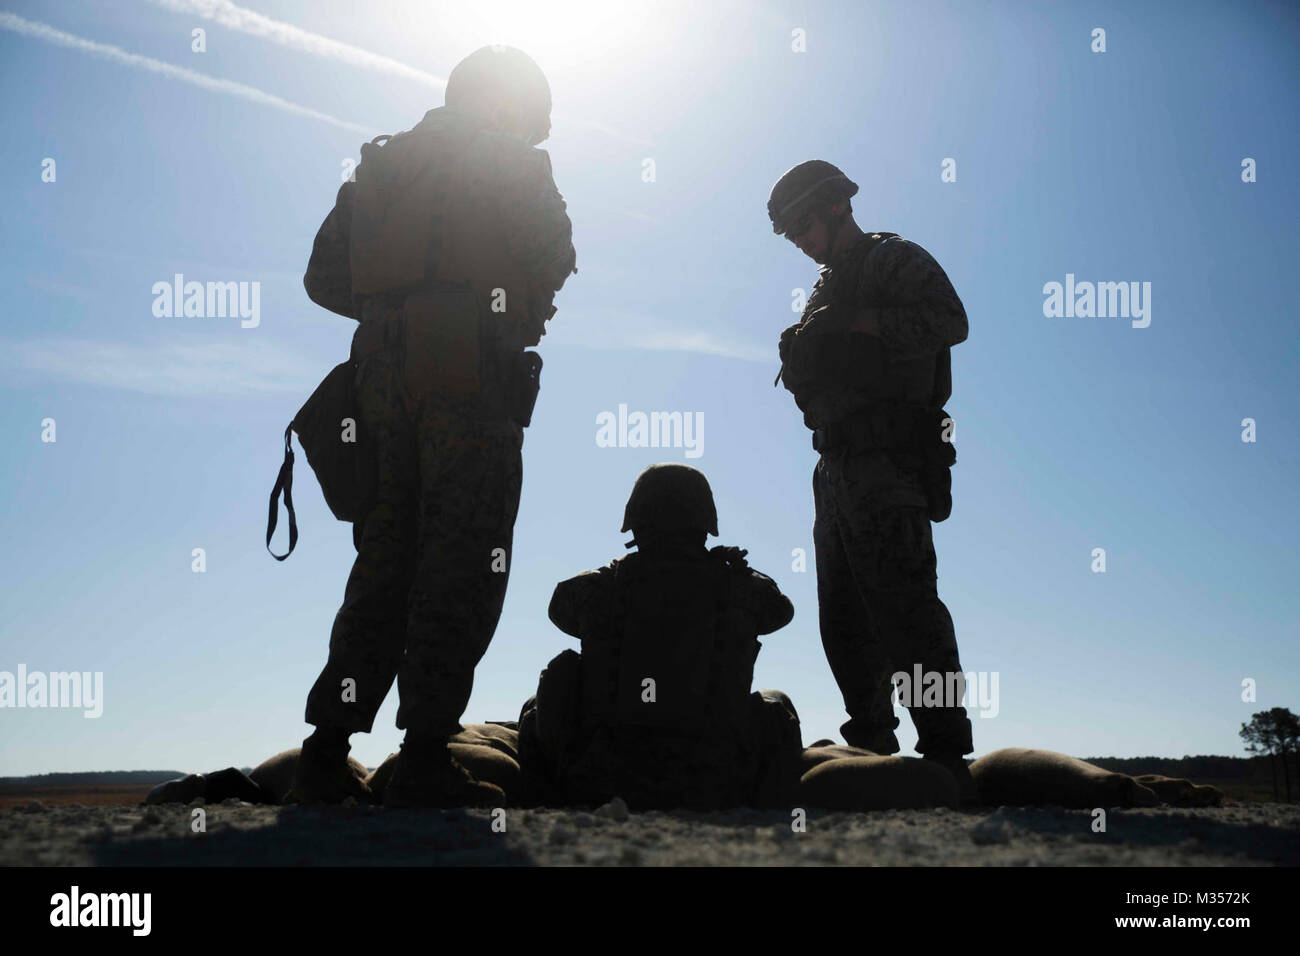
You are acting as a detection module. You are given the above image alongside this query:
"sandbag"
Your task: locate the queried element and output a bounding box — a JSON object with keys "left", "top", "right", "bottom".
{"left": 1134, "top": 774, "right": 1224, "bottom": 808}
{"left": 800, "top": 743, "right": 878, "bottom": 772}
{"left": 457, "top": 722, "right": 520, "bottom": 759}
{"left": 800, "top": 755, "right": 960, "bottom": 811}
{"left": 364, "top": 752, "right": 400, "bottom": 800}
{"left": 364, "top": 745, "right": 521, "bottom": 803}
{"left": 145, "top": 767, "right": 275, "bottom": 805}
{"left": 969, "top": 748, "right": 1159, "bottom": 809}
{"left": 249, "top": 747, "right": 369, "bottom": 804}
{"left": 449, "top": 742, "right": 521, "bottom": 794}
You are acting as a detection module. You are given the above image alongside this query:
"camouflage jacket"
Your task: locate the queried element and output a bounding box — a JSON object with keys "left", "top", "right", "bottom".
{"left": 779, "top": 234, "right": 967, "bottom": 431}
{"left": 304, "top": 107, "right": 577, "bottom": 336}
{"left": 548, "top": 546, "right": 794, "bottom": 642}
{"left": 548, "top": 545, "right": 793, "bottom": 736}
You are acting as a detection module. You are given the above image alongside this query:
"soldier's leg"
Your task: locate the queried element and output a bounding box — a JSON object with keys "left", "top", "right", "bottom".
{"left": 813, "top": 460, "right": 902, "bottom": 754}
{"left": 396, "top": 408, "right": 524, "bottom": 738}
{"left": 294, "top": 347, "right": 417, "bottom": 802}
{"left": 517, "top": 649, "right": 583, "bottom": 805}
{"left": 304, "top": 350, "right": 417, "bottom": 735}
{"left": 838, "top": 501, "right": 973, "bottom": 758}
{"left": 750, "top": 689, "right": 805, "bottom": 808}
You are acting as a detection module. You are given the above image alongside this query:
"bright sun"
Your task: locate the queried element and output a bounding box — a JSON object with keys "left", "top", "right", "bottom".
{"left": 409, "top": 0, "right": 659, "bottom": 71}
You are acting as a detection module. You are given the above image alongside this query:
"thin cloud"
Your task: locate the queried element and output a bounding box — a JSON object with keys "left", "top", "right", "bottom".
{"left": 545, "top": 312, "right": 771, "bottom": 363}
{"left": 140, "top": 0, "right": 445, "bottom": 88}
{"left": 0, "top": 12, "right": 371, "bottom": 134}
{"left": 628, "top": 330, "right": 770, "bottom": 363}
{"left": 4, "top": 337, "right": 326, "bottom": 398}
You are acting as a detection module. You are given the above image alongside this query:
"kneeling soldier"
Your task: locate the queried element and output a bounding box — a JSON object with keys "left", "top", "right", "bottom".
{"left": 519, "top": 463, "right": 801, "bottom": 810}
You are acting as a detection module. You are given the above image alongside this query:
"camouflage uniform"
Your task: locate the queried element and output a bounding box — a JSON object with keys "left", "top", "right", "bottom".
{"left": 519, "top": 546, "right": 801, "bottom": 809}
{"left": 302, "top": 106, "right": 576, "bottom": 739}
{"left": 779, "top": 233, "right": 973, "bottom": 757}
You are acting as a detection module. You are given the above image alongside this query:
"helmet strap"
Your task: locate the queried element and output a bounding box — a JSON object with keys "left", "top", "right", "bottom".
{"left": 824, "top": 202, "right": 851, "bottom": 257}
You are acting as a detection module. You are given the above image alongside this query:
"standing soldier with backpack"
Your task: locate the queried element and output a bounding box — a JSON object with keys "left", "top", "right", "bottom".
{"left": 768, "top": 160, "right": 976, "bottom": 801}
{"left": 289, "top": 46, "right": 577, "bottom": 807}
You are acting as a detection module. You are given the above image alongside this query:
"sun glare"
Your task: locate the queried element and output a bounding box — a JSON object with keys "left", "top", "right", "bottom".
{"left": 408, "top": 0, "right": 659, "bottom": 72}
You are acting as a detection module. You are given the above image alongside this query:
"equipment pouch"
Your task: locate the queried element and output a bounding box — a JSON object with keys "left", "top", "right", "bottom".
{"left": 266, "top": 360, "right": 378, "bottom": 559}
{"left": 919, "top": 407, "right": 956, "bottom": 523}
{"left": 510, "top": 351, "right": 543, "bottom": 427}
{"left": 402, "top": 289, "right": 481, "bottom": 400}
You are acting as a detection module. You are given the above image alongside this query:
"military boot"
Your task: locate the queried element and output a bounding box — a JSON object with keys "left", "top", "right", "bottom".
{"left": 913, "top": 707, "right": 976, "bottom": 805}
{"left": 840, "top": 717, "right": 901, "bottom": 755}
{"left": 382, "top": 737, "right": 505, "bottom": 809}
{"left": 924, "top": 753, "right": 978, "bottom": 808}
{"left": 284, "top": 730, "right": 372, "bottom": 805}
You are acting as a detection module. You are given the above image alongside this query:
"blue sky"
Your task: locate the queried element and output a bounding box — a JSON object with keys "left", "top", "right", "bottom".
{"left": 1, "top": 0, "right": 1297, "bottom": 775}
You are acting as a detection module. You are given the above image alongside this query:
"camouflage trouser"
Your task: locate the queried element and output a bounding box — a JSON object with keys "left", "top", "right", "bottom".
{"left": 812, "top": 447, "right": 973, "bottom": 756}
{"left": 518, "top": 651, "right": 804, "bottom": 809}
{"left": 305, "top": 329, "right": 524, "bottom": 738}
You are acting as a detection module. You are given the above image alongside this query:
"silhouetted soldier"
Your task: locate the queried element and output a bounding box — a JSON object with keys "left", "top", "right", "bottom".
{"left": 518, "top": 463, "right": 803, "bottom": 810}
{"left": 290, "top": 46, "right": 577, "bottom": 807}
{"left": 768, "top": 160, "right": 974, "bottom": 799}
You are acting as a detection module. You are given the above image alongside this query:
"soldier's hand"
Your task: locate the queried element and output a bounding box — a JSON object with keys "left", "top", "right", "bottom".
{"left": 778, "top": 322, "right": 800, "bottom": 363}
{"left": 709, "top": 545, "right": 750, "bottom": 571}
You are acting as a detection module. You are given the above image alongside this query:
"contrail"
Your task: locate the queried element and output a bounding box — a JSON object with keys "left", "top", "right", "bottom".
{"left": 141, "top": 0, "right": 445, "bottom": 88}
{"left": 0, "top": 12, "right": 371, "bottom": 134}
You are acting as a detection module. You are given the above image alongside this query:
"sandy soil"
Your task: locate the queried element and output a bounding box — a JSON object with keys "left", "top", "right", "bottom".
{"left": 0, "top": 783, "right": 155, "bottom": 810}
{"left": 2, "top": 800, "right": 1297, "bottom": 866}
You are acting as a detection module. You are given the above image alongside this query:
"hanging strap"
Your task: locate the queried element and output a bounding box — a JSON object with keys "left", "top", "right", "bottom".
{"left": 266, "top": 424, "right": 299, "bottom": 560}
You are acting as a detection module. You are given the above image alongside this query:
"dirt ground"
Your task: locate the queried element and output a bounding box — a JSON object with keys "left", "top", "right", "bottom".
{"left": 2, "top": 799, "right": 1297, "bottom": 866}
{"left": 0, "top": 783, "right": 155, "bottom": 810}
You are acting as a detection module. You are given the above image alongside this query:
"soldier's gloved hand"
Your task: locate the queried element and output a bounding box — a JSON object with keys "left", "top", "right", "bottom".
{"left": 778, "top": 322, "right": 800, "bottom": 364}
{"left": 710, "top": 546, "right": 750, "bottom": 571}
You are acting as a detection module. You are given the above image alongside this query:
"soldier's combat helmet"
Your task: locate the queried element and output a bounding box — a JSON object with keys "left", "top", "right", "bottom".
{"left": 621, "top": 463, "right": 719, "bottom": 540}
{"left": 768, "top": 160, "right": 859, "bottom": 235}
{"left": 445, "top": 46, "right": 553, "bottom": 145}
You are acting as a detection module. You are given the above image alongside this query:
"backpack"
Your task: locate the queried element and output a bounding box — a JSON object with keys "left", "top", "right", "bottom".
{"left": 271, "top": 123, "right": 435, "bottom": 560}
{"left": 265, "top": 360, "right": 376, "bottom": 560}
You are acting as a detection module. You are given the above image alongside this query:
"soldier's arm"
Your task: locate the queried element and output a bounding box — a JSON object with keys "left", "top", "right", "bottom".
{"left": 851, "top": 238, "right": 967, "bottom": 359}
{"left": 745, "top": 570, "right": 795, "bottom": 636}
{"left": 303, "top": 180, "right": 357, "bottom": 319}
{"left": 547, "top": 567, "right": 610, "bottom": 639}
{"left": 499, "top": 148, "right": 577, "bottom": 299}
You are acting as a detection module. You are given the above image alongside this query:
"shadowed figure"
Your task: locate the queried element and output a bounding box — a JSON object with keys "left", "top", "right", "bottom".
{"left": 768, "top": 159, "right": 974, "bottom": 802}
{"left": 518, "top": 463, "right": 804, "bottom": 811}
{"left": 288, "top": 45, "right": 577, "bottom": 809}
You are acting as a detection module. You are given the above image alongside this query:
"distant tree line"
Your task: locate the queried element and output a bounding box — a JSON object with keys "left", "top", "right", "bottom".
{"left": 0, "top": 770, "right": 186, "bottom": 786}
{"left": 1240, "top": 707, "right": 1300, "bottom": 802}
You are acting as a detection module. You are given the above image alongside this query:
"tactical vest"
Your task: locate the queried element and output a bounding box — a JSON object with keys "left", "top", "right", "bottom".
{"left": 781, "top": 233, "right": 952, "bottom": 423}
{"left": 348, "top": 108, "right": 539, "bottom": 349}
{"left": 781, "top": 232, "right": 958, "bottom": 521}
{"left": 578, "top": 552, "right": 758, "bottom": 740}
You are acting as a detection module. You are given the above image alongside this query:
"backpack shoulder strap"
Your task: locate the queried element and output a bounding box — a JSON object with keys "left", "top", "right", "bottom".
{"left": 266, "top": 425, "right": 298, "bottom": 560}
